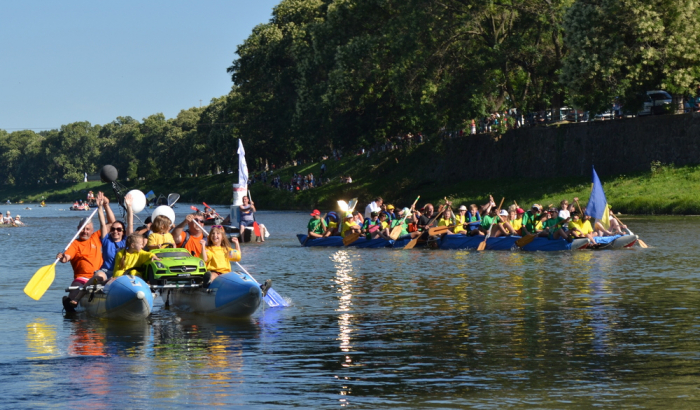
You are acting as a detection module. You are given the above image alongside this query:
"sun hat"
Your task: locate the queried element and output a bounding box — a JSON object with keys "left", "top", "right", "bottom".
{"left": 386, "top": 204, "right": 395, "bottom": 210}
{"left": 499, "top": 209, "right": 508, "bottom": 216}
{"left": 516, "top": 208, "right": 525, "bottom": 214}
{"left": 458, "top": 205, "right": 467, "bottom": 211}
{"left": 345, "top": 212, "right": 353, "bottom": 218}
{"left": 402, "top": 207, "right": 411, "bottom": 216}
{"left": 310, "top": 209, "right": 321, "bottom": 216}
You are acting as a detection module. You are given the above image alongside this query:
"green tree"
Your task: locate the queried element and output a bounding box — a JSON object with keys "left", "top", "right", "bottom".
{"left": 561, "top": 0, "right": 700, "bottom": 113}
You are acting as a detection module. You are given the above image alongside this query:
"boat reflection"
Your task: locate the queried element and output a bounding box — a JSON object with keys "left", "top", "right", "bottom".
{"left": 26, "top": 318, "right": 60, "bottom": 360}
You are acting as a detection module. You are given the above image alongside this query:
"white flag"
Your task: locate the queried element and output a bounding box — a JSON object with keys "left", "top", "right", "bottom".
{"left": 237, "top": 139, "right": 248, "bottom": 187}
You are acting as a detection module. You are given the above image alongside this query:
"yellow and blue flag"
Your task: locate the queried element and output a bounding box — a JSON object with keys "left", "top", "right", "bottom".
{"left": 585, "top": 167, "right": 610, "bottom": 229}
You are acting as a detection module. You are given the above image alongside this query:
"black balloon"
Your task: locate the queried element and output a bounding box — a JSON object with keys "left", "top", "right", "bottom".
{"left": 100, "top": 165, "right": 118, "bottom": 183}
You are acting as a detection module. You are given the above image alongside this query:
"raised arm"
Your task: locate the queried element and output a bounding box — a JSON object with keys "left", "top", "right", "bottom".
{"left": 97, "top": 192, "right": 109, "bottom": 239}
{"left": 124, "top": 192, "right": 134, "bottom": 235}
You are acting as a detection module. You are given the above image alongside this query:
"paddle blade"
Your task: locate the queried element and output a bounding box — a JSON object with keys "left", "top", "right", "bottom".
{"left": 404, "top": 236, "right": 419, "bottom": 250}
{"left": 389, "top": 226, "right": 402, "bottom": 240}
{"left": 253, "top": 221, "right": 261, "bottom": 237}
{"left": 24, "top": 264, "right": 56, "bottom": 300}
{"left": 167, "top": 193, "right": 180, "bottom": 207}
{"left": 477, "top": 239, "right": 487, "bottom": 251}
{"left": 348, "top": 198, "right": 358, "bottom": 212}
{"left": 515, "top": 234, "right": 537, "bottom": 248}
{"left": 343, "top": 232, "right": 361, "bottom": 246}
{"left": 264, "top": 288, "right": 289, "bottom": 308}
{"left": 337, "top": 200, "right": 348, "bottom": 212}
{"left": 638, "top": 238, "right": 648, "bottom": 248}
{"left": 428, "top": 226, "right": 449, "bottom": 236}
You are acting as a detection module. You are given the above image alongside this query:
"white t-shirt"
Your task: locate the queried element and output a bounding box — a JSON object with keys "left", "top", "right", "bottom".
{"left": 558, "top": 209, "right": 570, "bottom": 219}
{"left": 364, "top": 202, "right": 381, "bottom": 218}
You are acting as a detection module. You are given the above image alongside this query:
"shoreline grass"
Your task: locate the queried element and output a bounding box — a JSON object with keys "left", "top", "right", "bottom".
{"left": 1, "top": 154, "right": 697, "bottom": 215}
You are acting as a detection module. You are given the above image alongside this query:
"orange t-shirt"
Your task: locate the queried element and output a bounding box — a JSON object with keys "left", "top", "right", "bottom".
{"left": 177, "top": 231, "right": 204, "bottom": 258}
{"left": 65, "top": 231, "right": 103, "bottom": 279}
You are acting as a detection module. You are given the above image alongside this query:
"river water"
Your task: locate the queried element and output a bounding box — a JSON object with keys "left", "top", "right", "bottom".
{"left": 1, "top": 203, "right": 698, "bottom": 408}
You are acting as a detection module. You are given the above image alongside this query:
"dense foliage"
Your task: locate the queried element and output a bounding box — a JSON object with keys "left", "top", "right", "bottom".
{"left": 2, "top": 0, "right": 699, "bottom": 185}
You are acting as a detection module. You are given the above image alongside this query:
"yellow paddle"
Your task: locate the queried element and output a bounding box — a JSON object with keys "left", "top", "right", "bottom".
{"left": 24, "top": 208, "right": 99, "bottom": 300}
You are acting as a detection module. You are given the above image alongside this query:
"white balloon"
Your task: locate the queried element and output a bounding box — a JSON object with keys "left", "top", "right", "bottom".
{"left": 152, "top": 205, "right": 176, "bottom": 225}
{"left": 126, "top": 190, "right": 147, "bottom": 213}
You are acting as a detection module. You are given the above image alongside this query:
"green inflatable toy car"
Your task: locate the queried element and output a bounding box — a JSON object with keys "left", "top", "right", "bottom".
{"left": 145, "top": 248, "right": 206, "bottom": 284}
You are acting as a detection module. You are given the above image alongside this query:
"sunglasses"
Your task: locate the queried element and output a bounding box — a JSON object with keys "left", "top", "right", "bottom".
{"left": 212, "top": 225, "right": 223, "bottom": 229}
{"left": 194, "top": 219, "right": 204, "bottom": 223}
{"left": 110, "top": 227, "right": 123, "bottom": 232}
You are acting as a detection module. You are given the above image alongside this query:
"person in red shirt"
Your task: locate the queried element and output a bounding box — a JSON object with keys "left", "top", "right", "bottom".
{"left": 57, "top": 216, "right": 106, "bottom": 311}
{"left": 171, "top": 212, "right": 205, "bottom": 257}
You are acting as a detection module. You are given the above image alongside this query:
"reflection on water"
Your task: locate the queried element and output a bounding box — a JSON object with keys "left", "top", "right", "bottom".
{"left": 5, "top": 213, "right": 700, "bottom": 407}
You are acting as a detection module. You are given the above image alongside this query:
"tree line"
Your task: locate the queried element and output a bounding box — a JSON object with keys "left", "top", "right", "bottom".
{"left": 2, "top": 0, "right": 699, "bottom": 185}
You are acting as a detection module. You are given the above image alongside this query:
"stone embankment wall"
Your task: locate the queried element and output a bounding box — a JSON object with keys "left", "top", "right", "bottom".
{"left": 430, "top": 112, "right": 700, "bottom": 181}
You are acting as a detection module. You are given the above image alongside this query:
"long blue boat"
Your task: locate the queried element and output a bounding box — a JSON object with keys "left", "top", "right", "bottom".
{"left": 298, "top": 234, "right": 591, "bottom": 251}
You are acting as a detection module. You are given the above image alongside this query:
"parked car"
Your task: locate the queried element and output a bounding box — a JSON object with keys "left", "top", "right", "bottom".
{"left": 594, "top": 111, "right": 614, "bottom": 121}
{"left": 638, "top": 90, "right": 673, "bottom": 116}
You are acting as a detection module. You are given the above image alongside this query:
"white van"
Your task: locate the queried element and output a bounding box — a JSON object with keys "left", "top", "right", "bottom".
{"left": 638, "top": 90, "right": 673, "bottom": 116}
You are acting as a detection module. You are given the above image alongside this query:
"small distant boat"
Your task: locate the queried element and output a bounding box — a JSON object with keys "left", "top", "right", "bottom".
{"left": 70, "top": 206, "right": 90, "bottom": 211}
{"left": 71, "top": 275, "right": 154, "bottom": 321}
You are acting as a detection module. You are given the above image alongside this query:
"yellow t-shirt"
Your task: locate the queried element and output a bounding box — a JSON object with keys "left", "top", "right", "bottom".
{"left": 380, "top": 221, "right": 389, "bottom": 229}
{"left": 569, "top": 219, "right": 593, "bottom": 235}
{"left": 508, "top": 218, "right": 523, "bottom": 234}
{"left": 438, "top": 218, "right": 453, "bottom": 227}
{"left": 205, "top": 246, "right": 241, "bottom": 273}
{"left": 147, "top": 232, "right": 175, "bottom": 249}
{"left": 453, "top": 214, "right": 467, "bottom": 233}
{"left": 113, "top": 249, "right": 154, "bottom": 278}
{"left": 341, "top": 220, "right": 355, "bottom": 237}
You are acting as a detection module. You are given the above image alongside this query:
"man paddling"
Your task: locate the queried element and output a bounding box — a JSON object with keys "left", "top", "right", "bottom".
{"left": 57, "top": 216, "right": 107, "bottom": 312}
{"left": 308, "top": 209, "right": 331, "bottom": 239}
{"left": 172, "top": 212, "right": 206, "bottom": 257}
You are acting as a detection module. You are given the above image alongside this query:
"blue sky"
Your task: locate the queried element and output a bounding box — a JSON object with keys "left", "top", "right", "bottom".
{"left": 0, "top": 0, "right": 280, "bottom": 131}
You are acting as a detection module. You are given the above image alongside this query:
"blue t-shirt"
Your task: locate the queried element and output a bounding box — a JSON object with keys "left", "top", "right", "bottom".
{"left": 101, "top": 235, "right": 126, "bottom": 271}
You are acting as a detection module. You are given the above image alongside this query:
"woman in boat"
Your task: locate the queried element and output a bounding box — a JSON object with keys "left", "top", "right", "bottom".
{"left": 97, "top": 192, "right": 133, "bottom": 277}
{"left": 113, "top": 233, "right": 159, "bottom": 279}
{"left": 239, "top": 196, "right": 258, "bottom": 240}
{"left": 146, "top": 215, "right": 175, "bottom": 250}
{"left": 200, "top": 226, "right": 241, "bottom": 288}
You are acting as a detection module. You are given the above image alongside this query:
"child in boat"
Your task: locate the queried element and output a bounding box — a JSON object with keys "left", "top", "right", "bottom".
{"left": 437, "top": 208, "right": 456, "bottom": 234}
{"left": 466, "top": 204, "right": 482, "bottom": 235}
{"left": 200, "top": 226, "right": 241, "bottom": 287}
{"left": 539, "top": 208, "right": 570, "bottom": 240}
{"left": 341, "top": 212, "right": 362, "bottom": 237}
{"left": 362, "top": 212, "right": 391, "bottom": 240}
{"left": 308, "top": 209, "right": 330, "bottom": 239}
{"left": 567, "top": 212, "right": 596, "bottom": 243}
{"left": 146, "top": 215, "right": 175, "bottom": 250}
{"left": 113, "top": 233, "right": 160, "bottom": 278}
{"left": 454, "top": 205, "right": 468, "bottom": 234}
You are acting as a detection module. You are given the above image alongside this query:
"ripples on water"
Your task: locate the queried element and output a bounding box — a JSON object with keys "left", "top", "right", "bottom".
{"left": 1, "top": 208, "right": 699, "bottom": 408}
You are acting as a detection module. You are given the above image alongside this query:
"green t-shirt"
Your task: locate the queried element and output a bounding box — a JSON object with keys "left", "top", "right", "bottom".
{"left": 481, "top": 214, "right": 500, "bottom": 229}
{"left": 390, "top": 219, "right": 409, "bottom": 237}
{"left": 522, "top": 211, "right": 540, "bottom": 232}
{"left": 542, "top": 216, "right": 566, "bottom": 233}
{"left": 308, "top": 218, "right": 324, "bottom": 235}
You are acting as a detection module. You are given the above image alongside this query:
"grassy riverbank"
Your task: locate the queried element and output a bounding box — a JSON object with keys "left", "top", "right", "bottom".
{"left": 2, "top": 150, "right": 699, "bottom": 214}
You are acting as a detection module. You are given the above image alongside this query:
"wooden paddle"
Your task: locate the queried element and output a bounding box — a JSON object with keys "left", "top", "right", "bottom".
{"left": 404, "top": 201, "right": 447, "bottom": 250}
{"left": 342, "top": 231, "right": 361, "bottom": 246}
{"left": 611, "top": 213, "right": 648, "bottom": 248}
{"left": 477, "top": 197, "right": 504, "bottom": 251}
{"left": 428, "top": 225, "right": 453, "bottom": 236}
{"left": 24, "top": 208, "right": 99, "bottom": 300}
{"left": 389, "top": 196, "right": 420, "bottom": 240}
